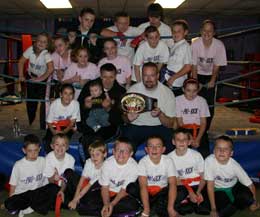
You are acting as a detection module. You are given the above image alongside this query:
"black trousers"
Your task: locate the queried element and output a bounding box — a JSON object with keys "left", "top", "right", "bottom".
{"left": 197, "top": 74, "right": 216, "bottom": 131}
{"left": 26, "top": 78, "right": 47, "bottom": 129}
{"left": 49, "top": 79, "right": 61, "bottom": 100}
{"left": 44, "top": 128, "right": 74, "bottom": 154}
{"left": 5, "top": 183, "right": 60, "bottom": 215}
{"left": 215, "top": 182, "right": 254, "bottom": 217}
{"left": 175, "top": 185, "right": 210, "bottom": 215}
{"left": 77, "top": 182, "right": 140, "bottom": 216}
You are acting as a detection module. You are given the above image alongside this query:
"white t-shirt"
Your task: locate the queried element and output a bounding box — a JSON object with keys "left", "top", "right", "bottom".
{"left": 63, "top": 62, "right": 100, "bottom": 99}
{"left": 46, "top": 98, "right": 81, "bottom": 123}
{"left": 176, "top": 95, "right": 210, "bottom": 125}
{"left": 98, "top": 55, "right": 132, "bottom": 85}
{"left": 132, "top": 41, "right": 169, "bottom": 81}
{"left": 204, "top": 154, "right": 252, "bottom": 188}
{"left": 43, "top": 151, "right": 75, "bottom": 178}
{"left": 167, "top": 39, "right": 192, "bottom": 87}
{"left": 9, "top": 157, "right": 46, "bottom": 195}
{"left": 168, "top": 148, "right": 204, "bottom": 186}
{"left": 107, "top": 26, "right": 140, "bottom": 62}
{"left": 138, "top": 21, "right": 174, "bottom": 48}
{"left": 128, "top": 82, "right": 176, "bottom": 126}
{"left": 99, "top": 156, "right": 138, "bottom": 193}
{"left": 138, "top": 155, "right": 177, "bottom": 188}
{"left": 51, "top": 51, "right": 72, "bottom": 80}
{"left": 82, "top": 158, "right": 102, "bottom": 185}
{"left": 192, "top": 37, "right": 227, "bottom": 76}
{"left": 23, "top": 46, "right": 52, "bottom": 77}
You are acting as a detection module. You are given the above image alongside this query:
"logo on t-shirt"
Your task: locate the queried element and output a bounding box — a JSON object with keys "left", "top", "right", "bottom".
{"left": 110, "top": 179, "right": 125, "bottom": 187}
{"left": 177, "top": 167, "right": 193, "bottom": 177}
{"left": 182, "top": 108, "right": 198, "bottom": 115}
{"left": 215, "top": 175, "right": 235, "bottom": 183}
{"left": 199, "top": 57, "right": 213, "bottom": 64}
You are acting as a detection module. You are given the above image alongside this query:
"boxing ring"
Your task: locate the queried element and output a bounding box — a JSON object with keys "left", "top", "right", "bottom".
{"left": 0, "top": 24, "right": 260, "bottom": 183}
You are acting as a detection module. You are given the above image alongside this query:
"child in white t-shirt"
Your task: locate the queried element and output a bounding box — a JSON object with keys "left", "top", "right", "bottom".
{"left": 133, "top": 26, "right": 169, "bottom": 82}
{"left": 44, "top": 83, "right": 81, "bottom": 153}
{"left": 138, "top": 135, "right": 178, "bottom": 217}
{"left": 5, "top": 134, "right": 75, "bottom": 216}
{"left": 67, "top": 140, "right": 107, "bottom": 215}
{"left": 98, "top": 38, "right": 132, "bottom": 88}
{"left": 4, "top": 134, "right": 46, "bottom": 216}
{"left": 168, "top": 128, "right": 209, "bottom": 215}
{"left": 18, "top": 32, "right": 54, "bottom": 129}
{"left": 100, "top": 12, "right": 140, "bottom": 62}
{"left": 99, "top": 137, "right": 140, "bottom": 217}
{"left": 205, "top": 136, "right": 259, "bottom": 217}
{"left": 161, "top": 20, "right": 192, "bottom": 96}
{"left": 62, "top": 47, "right": 99, "bottom": 99}
{"left": 176, "top": 78, "right": 210, "bottom": 158}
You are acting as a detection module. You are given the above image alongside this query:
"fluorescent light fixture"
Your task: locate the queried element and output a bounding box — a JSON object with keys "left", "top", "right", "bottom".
{"left": 40, "top": 0, "right": 72, "bottom": 9}
{"left": 154, "top": 0, "right": 185, "bottom": 8}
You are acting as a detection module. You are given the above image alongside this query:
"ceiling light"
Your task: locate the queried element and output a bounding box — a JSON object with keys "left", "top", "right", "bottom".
{"left": 154, "top": 0, "right": 185, "bottom": 8}
{"left": 40, "top": 0, "right": 72, "bottom": 9}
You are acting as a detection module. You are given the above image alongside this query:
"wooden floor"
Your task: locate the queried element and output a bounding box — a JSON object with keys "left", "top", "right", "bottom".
{"left": 0, "top": 102, "right": 259, "bottom": 141}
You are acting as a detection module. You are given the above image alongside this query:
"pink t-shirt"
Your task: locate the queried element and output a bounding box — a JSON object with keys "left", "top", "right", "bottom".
{"left": 192, "top": 37, "right": 227, "bottom": 76}
{"left": 63, "top": 62, "right": 100, "bottom": 99}
{"left": 51, "top": 51, "right": 72, "bottom": 80}
{"left": 176, "top": 94, "right": 210, "bottom": 125}
{"left": 98, "top": 55, "right": 132, "bottom": 85}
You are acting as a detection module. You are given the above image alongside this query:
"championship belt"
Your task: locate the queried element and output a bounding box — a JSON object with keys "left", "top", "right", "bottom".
{"left": 121, "top": 92, "right": 157, "bottom": 113}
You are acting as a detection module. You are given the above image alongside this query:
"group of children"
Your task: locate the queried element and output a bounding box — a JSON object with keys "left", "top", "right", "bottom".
{"left": 10, "top": 2, "right": 259, "bottom": 217}
{"left": 3, "top": 130, "right": 259, "bottom": 217}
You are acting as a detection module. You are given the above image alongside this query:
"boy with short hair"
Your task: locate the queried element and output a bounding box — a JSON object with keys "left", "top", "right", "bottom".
{"left": 101, "top": 11, "right": 140, "bottom": 62}
{"left": 161, "top": 20, "right": 192, "bottom": 96}
{"left": 168, "top": 128, "right": 209, "bottom": 215}
{"left": 73, "top": 7, "right": 102, "bottom": 63}
{"left": 135, "top": 3, "right": 174, "bottom": 48}
{"left": 68, "top": 140, "right": 107, "bottom": 215}
{"left": 5, "top": 134, "right": 75, "bottom": 216}
{"left": 138, "top": 135, "right": 178, "bottom": 217}
{"left": 99, "top": 137, "right": 140, "bottom": 217}
{"left": 4, "top": 134, "right": 46, "bottom": 216}
{"left": 133, "top": 26, "right": 169, "bottom": 82}
{"left": 205, "top": 135, "right": 259, "bottom": 217}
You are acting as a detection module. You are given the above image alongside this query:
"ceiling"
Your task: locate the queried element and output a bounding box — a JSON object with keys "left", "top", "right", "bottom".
{"left": 1, "top": 0, "right": 260, "bottom": 19}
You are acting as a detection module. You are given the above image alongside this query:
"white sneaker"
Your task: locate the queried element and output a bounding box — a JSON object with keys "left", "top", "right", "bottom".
{"left": 18, "top": 207, "right": 34, "bottom": 217}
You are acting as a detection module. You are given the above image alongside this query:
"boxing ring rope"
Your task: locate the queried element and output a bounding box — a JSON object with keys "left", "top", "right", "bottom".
{"left": 0, "top": 22, "right": 260, "bottom": 105}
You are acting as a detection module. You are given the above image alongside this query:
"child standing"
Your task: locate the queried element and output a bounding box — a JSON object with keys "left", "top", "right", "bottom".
{"left": 99, "top": 138, "right": 140, "bottom": 217}
{"left": 168, "top": 128, "right": 209, "bottom": 215}
{"left": 161, "top": 20, "right": 192, "bottom": 96}
{"left": 4, "top": 134, "right": 46, "bottom": 216}
{"left": 44, "top": 84, "right": 81, "bottom": 153}
{"left": 67, "top": 140, "right": 107, "bottom": 215}
{"left": 98, "top": 39, "right": 132, "bottom": 88}
{"left": 100, "top": 11, "right": 140, "bottom": 62}
{"left": 176, "top": 78, "right": 210, "bottom": 158}
{"left": 138, "top": 135, "right": 178, "bottom": 217}
{"left": 18, "top": 32, "right": 54, "bottom": 129}
{"left": 85, "top": 80, "right": 110, "bottom": 132}
{"left": 205, "top": 135, "right": 259, "bottom": 217}
{"left": 62, "top": 47, "right": 99, "bottom": 99}
{"left": 50, "top": 36, "right": 72, "bottom": 99}
{"left": 133, "top": 26, "right": 169, "bottom": 82}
